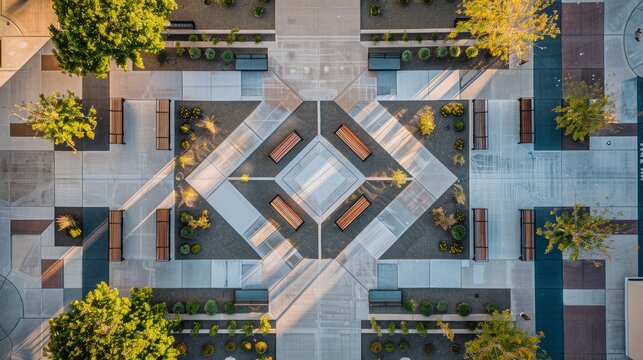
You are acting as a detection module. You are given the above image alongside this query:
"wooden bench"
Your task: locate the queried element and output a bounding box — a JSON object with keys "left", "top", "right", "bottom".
{"left": 269, "top": 131, "right": 302, "bottom": 163}
{"left": 270, "top": 195, "right": 304, "bottom": 230}
{"left": 156, "top": 209, "right": 170, "bottom": 261}
{"left": 519, "top": 98, "right": 534, "bottom": 143}
{"left": 472, "top": 99, "right": 488, "bottom": 150}
{"left": 234, "top": 289, "right": 269, "bottom": 306}
{"left": 108, "top": 210, "right": 124, "bottom": 262}
{"left": 166, "top": 20, "right": 195, "bottom": 30}
{"left": 9, "top": 123, "right": 38, "bottom": 137}
{"left": 336, "top": 196, "right": 371, "bottom": 231}
{"left": 336, "top": 125, "right": 372, "bottom": 161}
{"left": 109, "top": 98, "right": 124, "bottom": 144}
{"left": 156, "top": 99, "right": 171, "bottom": 150}
{"left": 369, "top": 290, "right": 403, "bottom": 307}
{"left": 473, "top": 208, "right": 488, "bottom": 261}
{"left": 520, "top": 209, "right": 535, "bottom": 261}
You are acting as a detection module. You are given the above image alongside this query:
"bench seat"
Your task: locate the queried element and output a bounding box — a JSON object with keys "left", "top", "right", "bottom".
{"left": 235, "top": 54, "right": 268, "bottom": 71}
{"left": 271, "top": 195, "right": 304, "bottom": 230}
{"left": 156, "top": 99, "right": 171, "bottom": 150}
{"left": 369, "top": 290, "right": 402, "bottom": 307}
{"left": 269, "top": 131, "right": 301, "bottom": 163}
{"left": 234, "top": 289, "right": 269, "bottom": 306}
{"left": 336, "top": 125, "right": 371, "bottom": 161}
{"left": 109, "top": 210, "right": 124, "bottom": 262}
{"left": 156, "top": 209, "right": 170, "bottom": 261}
{"left": 368, "top": 53, "right": 401, "bottom": 71}
{"left": 109, "top": 98, "right": 124, "bottom": 144}
{"left": 472, "top": 99, "right": 488, "bottom": 150}
{"left": 336, "top": 196, "right": 371, "bottom": 231}
{"left": 473, "top": 208, "right": 488, "bottom": 261}
{"left": 520, "top": 209, "right": 535, "bottom": 261}
{"left": 519, "top": 98, "right": 534, "bottom": 143}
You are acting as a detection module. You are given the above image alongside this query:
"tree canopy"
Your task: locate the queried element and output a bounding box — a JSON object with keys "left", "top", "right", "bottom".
{"left": 453, "top": 0, "right": 559, "bottom": 62}
{"left": 13, "top": 91, "right": 96, "bottom": 152}
{"left": 49, "top": 0, "right": 177, "bottom": 78}
{"left": 536, "top": 202, "right": 617, "bottom": 262}
{"left": 554, "top": 79, "right": 616, "bottom": 142}
{"left": 465, "top": 310, "right": 547, "bottom": 360}
{"left": 46, "top": 282, "right": 179, "bottom": 360}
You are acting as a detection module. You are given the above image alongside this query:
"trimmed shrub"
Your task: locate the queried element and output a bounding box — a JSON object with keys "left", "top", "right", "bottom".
{"left": 401, "top": 50, "right": 412, "bottom": 62}
{"left": 204, "top": 0, "right": 213, "bottom": 5}
{"left": 238, "top": 35, "right": 247, "bottom": 42}
{"left": 371, "top": 35, "right": 381, "bottom": 43}
{"left": 205, "top": 300, "right": 218, "bottom": 315}
{"left": 441, "top": 102, "right": 465, "bottom": 116}
{"left": 227, "top": 320, "right": 237, "bottom": 336}
{"left": 205, "top": 48, "right": 216, "bottom": 60}
{"left": 466, "top": 46, "right": 479, "bottom": 59}
{"left": 191, "top": 107, "right": 202, "bottom": 119}
{"left": 255, "top": 341, "right": 268, "bottom": 354}
{"left": 436, "top": 300, "right": 448, "bottom": 313}
{"left": 420, "top": 300, "right": 434, "bottom": 317}
{"left": 190, "top": 243, "right": 201, "bottom": 254}
{"left": 449, "top": 45, "right": 461, "bottom": 58}
{"left": 175, "top": 342, "right": 188, "bottom": 354}
{"left": 172, "top": 302, "right": 185, "bottom": 314}
{"left": 456, "top": 302, "right": 472, "bottom": 317}
{"left": 455, "top": 209, "right": 466, "bottom": 222}
{"left": 370, "top": 4, "right": 381, "bottom": 17}
{"left": 400, "top": 321, "right": 409, "bottom": 335}
{"left": 202, "top": 344, "right": 214, "bottom": 357}
{"left": 225, "top": 341, "right": 236, "bottom": 351}
{"left": 186, "top": 301, "right": 199, "bottom": 315}
{"left": 254, "top": 34, "right": 262, "bottom": 43}
{"left": 399, "top": 340, "right": 409, "bottom": 350}
{"left": 222, "top": 49, "right": 234, "bottom": 63}
{"left": 188, "top": 34, "right": 199, "bottom": 42}
{"left": 397, "top": 0, "right": 409, "bottom": 6}
{"left": 403, "top": 299, "right": 417, "bottom": 312}
{"left": 424, "top": 343, "right": 435, "bottom": 355}
{"left": 209, "top": 324, "right": 219, "bottom": 336}
{"left": 190, "top": 321, "right": 201, "bottom": 335}
{"left": 224, "top": 301, "right": 235, "bottom": 315}
{"left": 179, "top": 244, "right": 191, "bottom": 255}
{"left": 179, "top": 211, "right": 193, "bottom": 223}
{"left": 454, "top": 138, "right": 465, "bottom": 150}
{"left": 436, "top": 46, "right": 448, "bottom": 58}
{"left": 179, "top": 106, "right": 191, "bottom": 119}
{"left": 466, "top": 321, "right": 479, "bottom": 331}
{"left": 384, "top": 342, "right": 395, "bottom": 352}
{"left": 189, "top": 47, "right": 202, "bottom": 59}
{"left": 388, "top": 321, "right": 395, "bottom": 336}
{"left": 416, "top": 322, "right": 427, "bottom": 337}
{"left": 416, "top": 34, "right": 423, "bottom": 43}
{"left": 383, "top": 32, "right": 393, "bottom": 42}
{"left": 418, "top": 47, "right": 430, "bottom": 60}
{"left": 370, "top": 341, "right": 382, "bottom": 353}
{"left": 450, "top": 343, "right": 461, "bottom": 354}
{"left": 243, "top": 320, "right": 254, "bottom": 337}
{"left": 241, "top": 341, "right": 252, "bottom": 352}
{"left": 252, "top": 5, "right": 264, "bottom": 16}
{"left": 223, "top": 0, "right": 234, "bottom": 7}
{"left": 454, "top": 119, "right": 465, "bottom": 132}
{"left": 431, "top": 32, "right": 439, "bottom": 41}
{"left": 451, "top": 224, "right": 466, "bottom": 241}
{"left": 180, "top": 226, "right": 195, "bottom": 239}
{"left": 484, "top": 302, "right": 499, "bottom": 315}
{"left": 401, "top": 31, "right": 409, "bottom": 42}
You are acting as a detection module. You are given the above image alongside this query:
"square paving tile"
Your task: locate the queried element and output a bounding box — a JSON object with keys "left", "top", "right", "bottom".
{"left": 41, "top": 259, "right": 63, "bottom": 288}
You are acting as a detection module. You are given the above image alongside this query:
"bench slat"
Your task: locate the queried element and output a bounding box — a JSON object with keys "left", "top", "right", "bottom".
{"left": 336, "top": 196, "right": 371, "bottom": 231}
{"left": 336, "top": 125, "right": 371, "bottom": 161}
{"left": 269, "top": 131, "right": 302, "bottom": 163}
{"left": 109, "top": 210, "right": 123, "bottom": 262}
{"left": 473, "top": 208, "right": 488, "bottom": 261}
{"left": 271, "top": 195, "right": 303, "bottom": 230}
{"left": 156, "top": 209, "right": 170, "bottom": 261}
{"left": 519, "top": 98, "right": 534, "bottom": 144}
{"left": 156, "top": 99, "right": 171, "bottom": 150}
{"left": 109, "top": 98, "right": 124, "bottom": 144}
{"left": 520, "top": 209, "right": 535, "bottom": 261}
{"left": 472, "top": 99, "right": 488, "bottom": 150}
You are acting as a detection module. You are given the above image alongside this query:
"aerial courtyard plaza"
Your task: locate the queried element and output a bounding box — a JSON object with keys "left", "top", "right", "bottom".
{"left": 0, "top": 0, "right": 641, "bottom": 359}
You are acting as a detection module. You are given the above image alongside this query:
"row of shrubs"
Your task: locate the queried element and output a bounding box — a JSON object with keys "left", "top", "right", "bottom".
{"left": 175, "top": 339, "right": 270, "bottom": 357}
{"left": 372, "top": 31, "right": 454, "bottom": 43}
{"left": 175, "top": 44, "right": 237, "bottom": 63}
{"left": 402, "top": 299, "right": 499, "bottom": 317}
{"left": 185, "top": 30, "right": 264, "bottom": 46}
{"left": 183, "top": 317, "right": 271, "bottom": 337}
{"left": 173, "top": 299, "right": 236, "bottom": 315}
{"left": 371, "top": 340, "right": 462, "bottom": 355}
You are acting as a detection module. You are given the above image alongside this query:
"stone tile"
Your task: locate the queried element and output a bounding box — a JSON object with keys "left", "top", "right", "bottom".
{"left": 185, "top": 161, "right": 225, "bottom": 200}
{"left": 63, "top": 259, "right": 82, "bottom": 289}
{"left": 9, "top": 318, "right": 46, "bottom": 360}
{"left": 19, "top": 288, "right": 42, "bottom": 317}
{"left": 606, "top": 320, "right": 625, "bottom": 354}
{"left": 429, "top": 260, "right": 461, "bottom": 288}
{"left": 227, "top": 123, "right": 263, "bottom": 158}
{"left": 606, "top": 289, "right": 624, "bottom": 321}
{"left": 55, "top": 178, "right": 83, "bottom": 207}
{"left": 41, "top": 259, "right": 63, "bottom": 288}
{"left": 10, "top": 176, "right": 54, "bottom": 207}
{"left": 208, "top": 181, "right": 262, "bottom": 234}
{"left": 181, "top": 260, "right": 211, "bottom": 288}
{"left": 397, "top": 260, "right": 430, "bottom": 288}
{"left": 54, "top": 151, "right": 82, "bottom": 179}
{"left": 11, "top": 235, "right": 41, "bottom": 278}
{"left": 356, "top": 219, "right": 397, "bottom": 259}
{"left": 63, "top": 288, "right": 82, "bottom": 311}
{"left": 207, "top": 140, "right": 245, "bottom": 176}
{"left": 41, "top": 288, "right": 63, "bottom": 316}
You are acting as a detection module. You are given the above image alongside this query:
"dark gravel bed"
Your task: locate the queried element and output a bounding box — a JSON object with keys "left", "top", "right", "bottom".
{"left": 320, "top": 101, "right": 409, "bottom": 178}
{"left": 173, "top": 334, "right": 276, "bottom": 360}
{"left": 170, "top": 0, "right": 275, "bottom": 30}
{"left": 136, "top": 48, "right": 267, "bottom": 71}
{"left": 166, "top": 34, "right": 275, "bottom": 42}
{"left": 369, "top": 47, "right": 507, "bottom": 70}
{"left": 361, "top": 0, "right": 461, "bottom": 30}
{"left": 379, "top": 101, "right": 470, "bottom": 260}
{"left": 368, "top": 288, "right": 511, "bottom": 315}
{"left": 361, "top": 333, "right": 475, "bottom": 360}
{"left": 321, "top": 181, "right": 408, "bottom": 259}
{"left": 231, "top": 101, "right": 316, "bottom": 178}
{"left": 151, "top": 289, "right": 265, "bottom": 313}
{"left": 231, "top": 180, "right": 318, "bottom": 259}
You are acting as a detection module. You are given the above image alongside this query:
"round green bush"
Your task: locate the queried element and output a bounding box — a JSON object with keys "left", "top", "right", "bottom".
{"left": 241, "top": 341, "right": 252, "bottom": 352}
{"left": 225, "top": 341, "right": 236, "bottom": 352}
{"left": 403, "top": 299, "right": 417, "bottom": 312}
{"left": 424, "top": 343, "right": 435, "bottom": 355}
{"left": 418, "top": 47, "right": 430, "bottom": 60}
{"left": 420, "top": 300, "right": 434, "bottom": 317}
{"left": 455, "top": 209, "right": 466, "bottom": 222}
{"left": 205, "top": 48, "right": 216, "bottom": 60}
{"left": 456, "top": 302, "right": 472, "bottom": 317}
{"left": 179, "top": 244, "right": 191, "bottom": 255}
{"left": 371, "top": 35, "right": 381, "bottom": 43}
{"left": 173, "top": 301, "right": 185, "bottom": 314}
{"left": 223, "top": 0, "right": 234, "bottom": 7}
{"left": 191, "top": 107, "right": 202, "bottom": 119}
{"left": 254, "top": 340, "right": 269, "bottom": 354}
{"left": 397, "top": 0, "right": 409, "bottom": 6}
{"left": 181, "top": 140, "right": 190, "bottom": 150}
{"left": 449, "top": 45, "right": 461, "bottom": 58}
{"left": 179, "top": 211, "right": 193, "bottom": 223}
{"left": 179, "top": 106, "right": 191, "bottom": 119}
{"left": 416, "top": 34, "right": 423, "bottom": 43}
{"left": 401, "top": 50, "right": 413, "bottom": 62}
{"left": 441, "top": 102, "right": 464, "bottom": 117}
{"left": 186, "top": 301, "right": 199, "bottom": 315}
{"left": 436, "top": 46, "right": 448, "bottom": 58}
{"left": 466, "top": 321, "right": 479, "bottom": 331}
{"left": 436, "top": 300, "right": 447, "bottom": 313}
{"left": 205, "top": 300, "right": 218, "bottom": 315}
{"left": 188, "top": 34, "right": 199, "bottom": 42}
{"left": 454, "top": 138, "right": 465, "bottom": 150}
{"left": 454, "top": 119, "right": 465, "bottom": 132}
{"left": 191, "top": 243, "right": 201, "bottom": 254}
{"left": 451, "top": 224, "right": 466, "bottom": 240}
{"left": 384, "top": 342, "right": 395, "bottom": 352}
{"left": 224, "top": 301, "right": 236, "bottom": 315}
{"left": 254, "top": 34, "right": 262, "bottom": 43}
{"left": 450, "top": 343, "right": 461, "bottom": 354}
{"left": 180, "top": 226, "right": 195, "bottom": 239}
{"left": 189, "top": 47, "right": 202, "bottom": 59}
{"left": 484, "top": 302, "right": 499, "bottom": 315}
{"left": 202, "top": 344, "right": 215, "bottom": 357}
{"left": 466, "top": 46, "right": 479, "bottom": 59}
{"left": 399, "top": 340, "right": 409, "bottom": 350}
{"left": 222, "top": 49, "right": 234, "bottom": 63}
{"left": 369, "top": 4, "right": 380, "bottom": 16}
{"left": 252, "top": 4, "right": 264, "bottom": 16}
{"left": 370, "top": 341, "right": 382, "bottom": 353}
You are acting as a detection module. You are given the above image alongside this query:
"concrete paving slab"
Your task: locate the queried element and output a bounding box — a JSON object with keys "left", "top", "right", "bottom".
{"left": 397, "top": 259, "right": 430, "bottom": 288}
{"left": 208, "top": 181, "right": 262, "bottom": 234}
{"left": 181, "top": 260, "right": 212, "bottom": 288}
{"left": 185, "top": 160, "right": 225, "bottom": 200}
{"left": 429, "top": 260, "right": 461, "bottom": 288}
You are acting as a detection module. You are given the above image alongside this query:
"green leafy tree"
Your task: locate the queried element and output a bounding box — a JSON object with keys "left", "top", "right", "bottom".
{"left": 452, "top": 0, "right": 559, "bottom": 62}
{"left": 13, "top": 91, "right": 96, "bottom": 152}
{"left": 45, "top": 282, "right": 179, "bottom": 359}
{"left": 49, "top": 0, "right": 177, "bottom": 78}
{"left": 465, "top": 310, "right": 547, "bottom": 360}
{"left": 554, "top": 79, "right": 616, "bottom": 142}
{"left": 536, "top": 202, "right": 617, "bottom": 262}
